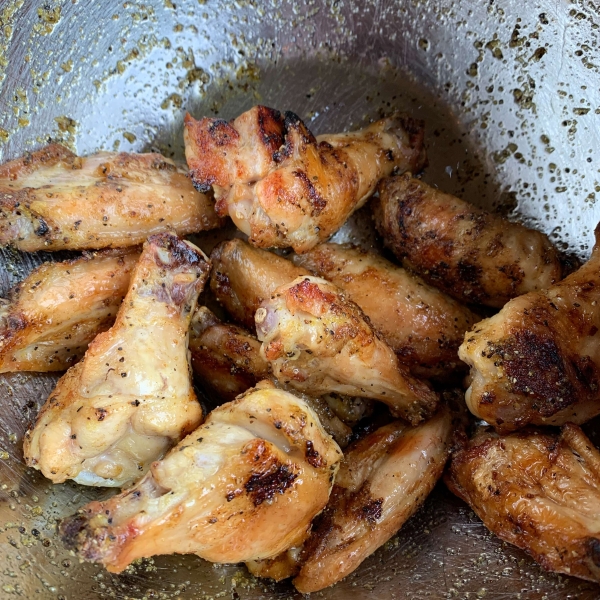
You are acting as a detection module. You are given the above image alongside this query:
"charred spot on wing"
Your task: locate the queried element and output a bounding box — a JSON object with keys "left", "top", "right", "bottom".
{"left": 207, "top": 119, "right": 239, "bottom": 147}
{"left": 292, "top": 170, "right": 327, "bottom": 216}
{"left": 244, "top": 463, "right": 298, "bottom": 506}
{"left": 148, "top": 232, "right": 209, "bottom": 271}
{"left": 305, "top": 440, "right": 324, "bottom": 468}
{"left": 360, "top": 498, "right": 383, "bottom": 524}
{"left": 256, "top": 105, "right": 285, "bottom": 153}
{"left": 588, "top": 538, "right": 600, "bottom": 567}
{"left": 273, "top": 112, "right": 317, "bottom": 163}
{"left": 34, "top": 217, "right": 50, "bottom": 237}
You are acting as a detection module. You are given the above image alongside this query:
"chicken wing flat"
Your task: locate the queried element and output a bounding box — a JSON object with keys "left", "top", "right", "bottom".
{"left": 293, "top": 243, "right": 479, "bottom": 380}
{"left": 375, "top": 174, "right": 563, "bottom": 307}
{"left": 446, "top": 424, "right": 600, "bottom": 583}
{"left": 184, "top": 106, "right": 426, "bottom": 252}
{"left": 23, "top": 233, "right": 209, "bottom": 487}
{"left": 460, "top": 224, "right": 600, "bottom": 431}
{"left": 0, "top": 249, "right": 139, "bottom": 372}
{"left": 255, "top": 276, "right": 439, "bottom": 425}
{"left": 59, "top": 382, "right": 342, "bottom": 572}
{"left": 0, "top": 144, "right": 222, "bottom": 252}
{"left": 210, "top": 238, "right": 308, "bottom": 330}
{"left": 294, "top": 407, "right": 452, "bottom": 592}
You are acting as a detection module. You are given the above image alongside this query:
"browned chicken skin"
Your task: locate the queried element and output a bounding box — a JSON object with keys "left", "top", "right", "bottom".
{"left": 256, "top": 276, "right": 439, "bottom": 425}
{"left": 189, "top": 307, "right": 358, "bottom": 448}
{"left": 189, "top": 306, "right": 270, "bottom": 403}
{"left": 249, "top": 407, "right": 452, "bottom": 591}
{"left": 185, "top": 106, "right": 426, "bottom": 252}
{"left": 293, "top": 243, "right": 479, "bottom": 380}
{"left": 59, "top": 383, "right": 342, "bottom": 572}
{"left": 460, "top": 224, "right": 600, "bottom": 431}
{"left": 23, "top": 233, "right": 209, "bottom": 487}
{"left": 375, "top": 174, "right": 563, "bottom": 308}
{"left": 446, "top": 424, "right": 600, "bottom": 583}
{"left": 0, "top": 144, "right": 222, "bottom": 252}
{"left": 210, "top": 238, "right": 308, "bottom": 330}
{"left": 0, "top": 249, "right": 139, "bottom": 372}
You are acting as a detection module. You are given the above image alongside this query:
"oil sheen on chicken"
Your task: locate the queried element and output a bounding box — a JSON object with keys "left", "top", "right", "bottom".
{"left": 0, "top": 144, "right": 222, "bottom": 251}
{"left": 255, "top": 275, "right": 439, "bottom": 425}
{"left": 375, "top": 174, "right": 563, "bottom": 308}
{"left": 23, "top": 233, "right": 209, "bottom": 487}
{"left": 294, "top": 407, "right": 452, "bottom": 592}
{"left": 0, "top": 249, "right": 139, "bottom": 372}
{"left": 446, "top": 424, "right": 600, "bottom": 583}
{"left": 59, "top": 382, "right": 342, "bottom": 572}
{"left": 184, "top": 105, "right": 426, "bottom": 252}
{"left": 292, "top": 242, "right": 479, "bottom": 380}
{"left": 460, "top": 223, "right": 600, "bottom": 431}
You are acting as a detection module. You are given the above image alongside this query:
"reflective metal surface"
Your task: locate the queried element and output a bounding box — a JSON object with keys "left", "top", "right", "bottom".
{"left": 0, "top": 0, "right": 599, "bottom": 597}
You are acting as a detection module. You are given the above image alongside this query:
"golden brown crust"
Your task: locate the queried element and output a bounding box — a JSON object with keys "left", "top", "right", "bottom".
{"left": 0, "top": 248, "right": 140, "bottom": 372}
{"left": 375, "top": 174, "right": 563, "bottom": 307}
{"left": 256, "top": 275, "right": 439, "bottom": 424}
{"left": 446, "top": 424, "right": 600, "bottom": 583}
{"left": 460, "top": 224, "right": 600, "bottom": 431}
{"left": 0, "top": 144, "right": 222, "bottom": 251}
{"left": 210, "top": 238, "right": 308, "bottom": 329}
{"left": 185, "top": 106, "right": 426, "bottom": 252}
{"left": 293, "top": 243, "right": 479, "bottom": 380}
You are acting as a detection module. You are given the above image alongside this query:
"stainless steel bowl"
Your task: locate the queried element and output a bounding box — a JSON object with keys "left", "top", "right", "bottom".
{"left": 1, "top": 0, "right": 599, "bottom": 597}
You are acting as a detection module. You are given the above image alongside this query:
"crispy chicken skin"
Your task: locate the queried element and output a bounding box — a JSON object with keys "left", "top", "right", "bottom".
{"left": 0, "top": 249, "right": 139, "bottom": 372}
{"left": 184, "top": 106, "right": 426, "bottom": 252}
{"left": 375, "top": 174, "right": 563, "bottom": 307}
{"left": 210, "top": 238, "right": 308, "bottom": 330}
{"left": 293, "top": 243, "right": 479, "bottom": 380}
{"left": 460, "top": 224, "right": 600, "bottom": 431}
{"left": 189, "top": 306, "right": 270, "bottom": 403}
{"left": 255, "top": 276, "right": 439, "bottom": 425}
{"left": 446, "top": 424, "right": 600, "bottom": 583}
{"left": 189, "top": 307, "right": 355, "bottom": 448}
{"left": 23, "top": 233, "right": 209, "bottom": 487}
{"left": 59, "top": 382, "right": 342, "bottom": 572}
{"left": 0, "top": 144, "right": 222, "bottom": 252}
{"left": 293, "top": 407, "right": 452, "bottom": 592}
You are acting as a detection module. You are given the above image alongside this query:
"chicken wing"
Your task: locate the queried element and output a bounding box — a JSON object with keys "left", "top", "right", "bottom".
{"left": 293, "top": 407, "right": 452, "bottom": 592}
{"left": 460, "top": 224, "right": 600, "bottom": 431}
{"left": 59, "top": 382, "right": 342, "bottom": 572}
{"left": 0, "top": 249, "right": 139, "bottom": 372}
{"left": 210, "top": 238, "right": 308, "bottom": 330}
{"left": 255, "top": 276, "right": 439, "bottom": 425}
{"left": 446, "top": 424, "right": 600, "bottom": 583}
{"left": 0, "top": 144, "right": 222, "bottom": 252}
{"left": 375, "top": 174, "right": 563, "bottom": 307}
{"left": 293, "top": 243, "right": 479, "bottom": 380}
{"left": 23, "top": 233, "right": 209, "bottom": 487}
{"left": 184, "top": 106, "right": 426, "bottom": 252}
{"left": 189, "top": 306, "right": 270, "bottom": 402}
{"left": 189, "top": 307, "right": 354, "bottom": 447}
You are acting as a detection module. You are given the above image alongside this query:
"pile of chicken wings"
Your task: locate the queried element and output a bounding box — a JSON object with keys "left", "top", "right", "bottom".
{"left": 1, "top": 105, "right": 599, "bottom": 591}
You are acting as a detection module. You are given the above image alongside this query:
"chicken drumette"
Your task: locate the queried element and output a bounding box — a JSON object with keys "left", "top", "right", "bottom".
{"left": 23, "top": 233, "right": 209, "bottom": 487}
